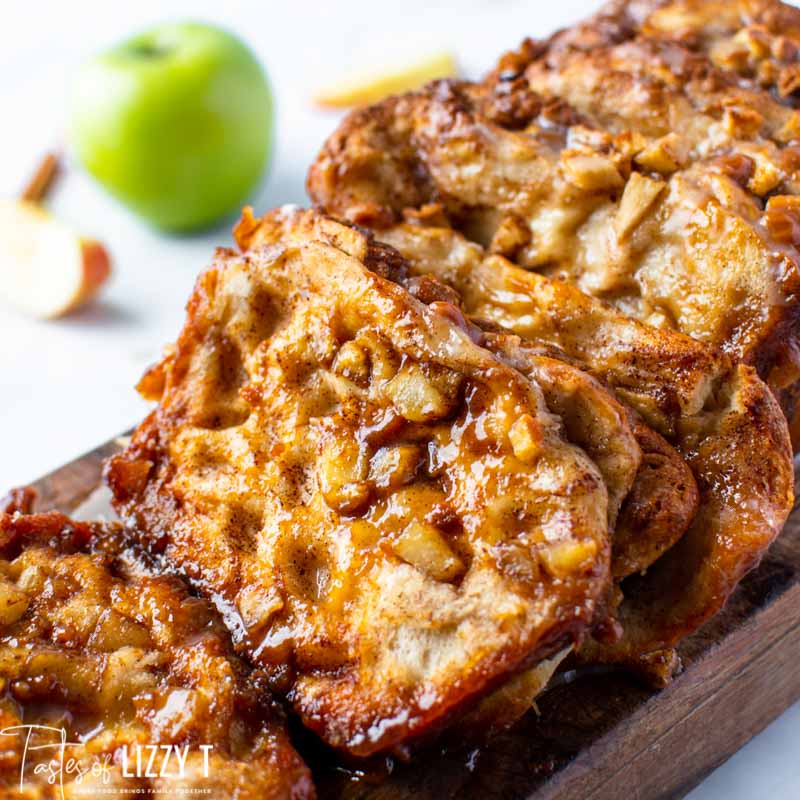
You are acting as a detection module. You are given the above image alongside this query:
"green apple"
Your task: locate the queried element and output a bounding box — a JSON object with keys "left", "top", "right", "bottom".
{"left": 69, "top": 22, "right": 273, "bottom": 232}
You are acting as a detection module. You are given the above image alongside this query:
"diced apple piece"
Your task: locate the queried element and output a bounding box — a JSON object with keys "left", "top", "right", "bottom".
{"left": 332, "top": 340, "right": 371, "bottom": 385}
{"left": 0, "top": 577, "right": 29, "bottom": 625}
{"left": 392, "top": 521, "right": 464, "bottom": 582}
{"left": 369, "top": 444, "right": 421, "bottom": 489}
{"left": 634, "top": 133, "right": 689, "bottom": 175}
{"left": 561, "top": 153, "right": 623, "bottom": 191}
{"left": 383, "top": 361, "right": 460, "bottom": 422}
{"left": 508, "top": 413, "right": 542, "bottom": 464}
{"left": 319, "top": 434, "right": 371, "bottom": 514}
{"left": 98, "top": 646, "right": 161, "bottom": 710}
{"left": 539, "top": 539, "right": 599, "bottom": 579}
{"left": 613, "top": 172, "right": 666, "bottom": 241}
{"left": 314, "top": 50, "right": 457, "bottom": 108}
{"left": 349, "top": 519, "right": 381, "bottom": 548}
{"left": 88, "top": 608, "right": 152, "bottom": 651}
{"left": 0, "top": 199, "right": 111, "bottom": 318}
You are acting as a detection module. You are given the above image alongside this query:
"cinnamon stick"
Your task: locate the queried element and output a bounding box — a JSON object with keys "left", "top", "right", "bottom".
{"left": 20, "top": 152, "right": 62, "bottom": 204}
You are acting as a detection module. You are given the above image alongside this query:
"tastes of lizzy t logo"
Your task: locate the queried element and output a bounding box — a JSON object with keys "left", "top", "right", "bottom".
{"left": 0, "top": 725, "right": 213, "bottom": 797}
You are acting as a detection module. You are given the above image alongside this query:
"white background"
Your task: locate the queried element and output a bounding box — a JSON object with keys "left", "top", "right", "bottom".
{"left": 1, "top": 1, "right": 798, "bottom": 796}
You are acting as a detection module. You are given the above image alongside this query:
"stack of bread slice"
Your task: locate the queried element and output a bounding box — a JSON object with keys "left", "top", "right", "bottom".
{"left": 3, "top": 1, "right": 800, "bottom": 793}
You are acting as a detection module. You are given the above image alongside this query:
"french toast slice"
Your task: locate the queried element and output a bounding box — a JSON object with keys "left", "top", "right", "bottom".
{"left": 241, "top": 208, "right": 699, "bottom": 588}
{"left": 106, "top": 212, "right": 615, "bottom": 755}
{"left": 372, "top": 221, "right": 794, "bottom": 683}
{"left": 253, "top": 211, "right": 791, "bottom": 683}
{"left": 0, "top": 501, "right": 314, "bottom": 799}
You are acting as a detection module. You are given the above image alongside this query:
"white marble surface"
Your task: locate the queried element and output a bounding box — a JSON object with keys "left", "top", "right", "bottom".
{"left": 1, "top": 1, "right": 798, "bottom": 796}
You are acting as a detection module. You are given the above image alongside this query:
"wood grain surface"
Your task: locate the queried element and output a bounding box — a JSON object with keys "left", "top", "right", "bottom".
{"left": 28, "top": 438, "right": 800, "bottom": 800}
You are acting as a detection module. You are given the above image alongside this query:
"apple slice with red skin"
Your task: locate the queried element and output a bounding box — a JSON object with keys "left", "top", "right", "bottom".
{"left": 0, "top": 199, "right": 111, "bottom": 318}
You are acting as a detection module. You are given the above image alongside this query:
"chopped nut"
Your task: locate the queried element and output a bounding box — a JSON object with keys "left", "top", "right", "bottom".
{"left": 748, "top": 158, "right": 782, "bottom": 196}
{"left": 722, "top": 106, "right": 764, "bottom": 139}
{"left": 369, "top": 445, "right": 421, "bottom": 490}
{"left": 613, "top": 172, "right": 666, "bottom": 241}
{"left": 489, "top": 215, "right": 531, "bottom": 257}
{"left": 0, "top": 578, "right": 29, "bottom": 625}
{"left": 561, "top": 153, "right": 624, "bottom": 191}
{"left": 483, "top": 75, "right": 542, "bottom": 129}
{"left": 508, "top": 414, "right": 542, "bottom": 464}
{"left": 733, "top": 25, "right": 771, "bottom": 60}
{"left": 634, "top": 133, "right": 689, "bottom": 175}
{"left": 383, "top": 362, "right": 460, "bottom": 422}
{"left": 763, "top": 195, "right": 800, "bottom": 246}
{"left": 407, "top": 276, "right": 461, "bottom": 309}
{"left": 779, "top": 64, "right": 800, "bottom": 97}
{"left": 636, "top": 648, "right": 681, "bottom": 689}
{"left": 539, "top": 539, "right": 598, "bottom": 579}
{"left": 772, "top": 36, "right": 798, "bottom": 63}
{"left": 392, "top": 521, "right": 465, "bottom": 582}
{"left": 779, "top": 111, "right": 800, "bottom": 144}
{"left": 711, "top": 153, "right": 756, "bottom": 187}
{"left": 493, "top": 541, "right": 540, "bottom": 584}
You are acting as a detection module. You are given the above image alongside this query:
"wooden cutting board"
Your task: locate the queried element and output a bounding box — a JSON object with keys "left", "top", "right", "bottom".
{"left": 29, "top": 438, "right": 800, "bottom": 800}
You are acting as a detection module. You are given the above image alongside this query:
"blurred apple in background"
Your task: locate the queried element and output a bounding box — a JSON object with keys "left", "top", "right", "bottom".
{"left": 68, "top": 22, "right": 273, "bottom": 232}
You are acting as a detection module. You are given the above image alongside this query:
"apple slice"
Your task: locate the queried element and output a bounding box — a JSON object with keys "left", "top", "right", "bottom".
{"left": 0, "top": 199, "right": 111, "bottom": 318}
{"left": 314, "top": 50, "right": 457, "bottom": 108}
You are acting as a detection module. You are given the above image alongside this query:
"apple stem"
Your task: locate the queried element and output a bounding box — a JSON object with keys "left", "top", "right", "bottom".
{"left": 20, "top": 152, "right": 62, "bottom": 204}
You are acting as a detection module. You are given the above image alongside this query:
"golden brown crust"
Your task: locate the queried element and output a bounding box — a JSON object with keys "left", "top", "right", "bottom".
{"left": 580, "top": 361, "right": 794, "bottom": 677}
{"left": 612, "top": 417, "right": 699, "bottom": 581}
{"left": 364, "top": 222, "right": 794, "bottom": 670}
{"left": 0, "top": 511, "right": 314, "bottom": 799}
{"left": 107, "top": 208, "right": 612, "bottom": 756}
